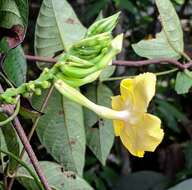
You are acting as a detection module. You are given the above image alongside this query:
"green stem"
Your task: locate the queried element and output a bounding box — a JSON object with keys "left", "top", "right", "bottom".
{"left": 0, "top": 72, "right": 14, "bottom": 88}
{"left": 0, "top": 99, "right": 20, "bottom": 126}
{"left": 0, "top": 148, "right": 44, "bottom": 190}
{"left": 181, "top": 52, "right": 192, "bottom": 62}
{"left": 101, "top": 76, "right": 131, "bottom": 82}
{"left": 155, "top": 68, "right": 178, "bottom": 76}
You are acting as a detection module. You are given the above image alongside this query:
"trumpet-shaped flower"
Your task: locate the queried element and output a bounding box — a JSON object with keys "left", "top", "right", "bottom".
{"left": 54, "top": 72, "right": 164, "bottom": 158}
{"left": 112, "top": 73, "right": 164, "bottom": 157}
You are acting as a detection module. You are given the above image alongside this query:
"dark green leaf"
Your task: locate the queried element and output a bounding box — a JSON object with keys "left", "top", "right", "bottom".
{"left": 156, "top": 100, "right": 186, "bottom": 133}
{"left": 3, "top": 45, "right": 27, "bottom": 86}
{"left": 0, "top": 0, "right": 28, "bottom": 53}
{"left": 0, "top": 114, "right": 21, "bottom": 173}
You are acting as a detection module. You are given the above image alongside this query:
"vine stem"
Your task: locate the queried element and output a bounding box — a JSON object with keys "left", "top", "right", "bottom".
{"left": 25, "top": 54, "right": 192, "bottom": 69}
{"left": 12, "top": 117, "right": 52, "bottom": 190}
{"left": 7, "top": 85, "right": 54, "bottom": 190}
{"left": 0, "top": 85, "right": 52, "bottom": 190}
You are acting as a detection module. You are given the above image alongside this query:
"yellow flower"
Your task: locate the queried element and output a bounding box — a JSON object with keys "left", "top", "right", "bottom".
{"left": 112, "top": 73, "right": 164, "bottom": 157}
{"left": 54, "top": 72, "right": 164, "bottom": 158}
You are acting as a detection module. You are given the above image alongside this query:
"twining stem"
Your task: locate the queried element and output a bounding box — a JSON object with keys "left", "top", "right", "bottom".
{"left": 25, "top": 55, "right": 192, "bottom": 69}
{"left": 8, "top": 85, "right": 54, "bottom": 190}
{"left": 12, "top": 117, "right": 52, "bottom": 190}
{"left": 0, "top": 85, "right": 52, "bottom": 190}
{"left": 0, "top": 99, "right": 20, "bottom": 126}
{"left": 155, "top": 68, "right": 179, "bottom": 76}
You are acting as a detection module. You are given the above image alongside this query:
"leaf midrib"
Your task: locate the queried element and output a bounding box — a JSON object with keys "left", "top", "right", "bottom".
{"left": 51, "top": 0, "right": 67, "bottom": 52}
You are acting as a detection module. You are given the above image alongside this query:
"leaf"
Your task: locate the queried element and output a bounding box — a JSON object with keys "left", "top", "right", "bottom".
{"left": 19, "top": 98, "right": 43, "bottom": 120}
{"left": 0, "top": 0, "right": 28, "bottom": 53}
{"left": 35, "top": 0, "right": 86, "bottom": 69}
{"left": 85, "top": 84, "right": 114, "bottom": 165}
{"left": 99, "top": 66, "right": 116, "bottom": 82}
{"left": 132, "top": 0, "right": 183, "bottom": 59}
{"left": 113, "top": 0, "right": 137, "bottom": 14}
{"left": 175, "top": 70, "right": 192, "bottom": 94}
{"left": 114, "top": 171, "right": 169, "bottom": 190}
{"left": 32, "top": 89, "right": 85, "bottom": 176}
{"left": 3, "top": 45, "right": 27, "bottom": 86}
{"left": 17, "top": 161, "right": 93, "bottom": 190}
{"left": 0, "top": 115, "right": 21, "bottom": 173}
{"left": 173, "top": 0, "right": 185, "bottom": 5}
{"left": 168, "top": 179, "right": 192, "bottom": 190}
{"left": 85, "top": 0, "right": 107, "bottom": 20}
{"left": 156, "top": 100, "right": 186, "bottom": 133}
{"left": 84, "top": 85, "right": 98, "bottom": 128}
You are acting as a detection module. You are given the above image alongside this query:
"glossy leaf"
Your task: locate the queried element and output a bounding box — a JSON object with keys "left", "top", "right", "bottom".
{"left": 32, "top": 89, "right": 85, "bottom": 176}
{"left": 0, "top": 0, "right": 28, "bottom": 53}
{"left": 132, "top": 0, "right": 183, "bottom": 59}
{"left": 35, "top": 0, "right": 86, "bottom": 69}
{"left": 85, "top": 84, "right": 114, "bottom": 165}
{"left": 17, "top": 161, "right": 93, "bottom": 190}
{"left": 3, "top": 45, "right": 27, "bottom": 86}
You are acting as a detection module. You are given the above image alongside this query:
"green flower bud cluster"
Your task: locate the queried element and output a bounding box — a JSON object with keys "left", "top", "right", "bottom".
{"left": 0, "top": 12, "right": 123, "bottom": 104}
{"left": 0, "top": 68, "right": 55, "bottom": 104}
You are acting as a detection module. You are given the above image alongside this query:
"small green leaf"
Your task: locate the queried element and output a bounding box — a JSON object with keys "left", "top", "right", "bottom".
{"left": 35, "top": 0, "right": 86, "bottom": 69}
{"left": 3, "top": 46, "right": 27, "bottom": 86}
{"left": 175, "top": 71, "right": 192, "bottom": 94}
{"left": 99, "top": 66, "right": 116, "bottom": 82}
{"left": 17, "top": 161, "right": 93, "bottom": 190}
{"left": 132, "top": 0, "right": 183, "bottom": 59}
{"left": 32, "top": 89, "right": 85, "bottom": 176}
{"left": 85, "top": 84, "right": 114, "bottom": 165}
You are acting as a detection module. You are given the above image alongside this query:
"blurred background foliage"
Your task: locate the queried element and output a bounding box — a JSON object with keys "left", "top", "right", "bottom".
{"left": 1, "top": 0, "right": 192, "bottom": 189}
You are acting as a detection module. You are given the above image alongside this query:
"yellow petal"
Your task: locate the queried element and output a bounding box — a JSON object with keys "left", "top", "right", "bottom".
{"left": 112, "top": 96, "right": 124, "bottom": 136}
{"left": 134, "top": 73, "right": 156, "bottom": 112}
{"left": 120, "top": 73, "right": 156, "bottom": 113}
{"left": 119, "top": 113, "right": 164, "bottom": 157}
{"left": 120, "top": 78, "right": 134, "bottom": 110}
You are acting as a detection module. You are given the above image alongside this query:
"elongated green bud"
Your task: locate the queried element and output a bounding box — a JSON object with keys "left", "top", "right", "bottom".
{"left": 86, "top": 12, "right": 120, "bottom": 37}
{"left": 55, "top": 71, "right": 101, "bottom": 87}
{"left": 59, "top": 64, "right": 96, "bottom": 79}
{"left": 72, "top": 32, "right": 111, "bottom": 48}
